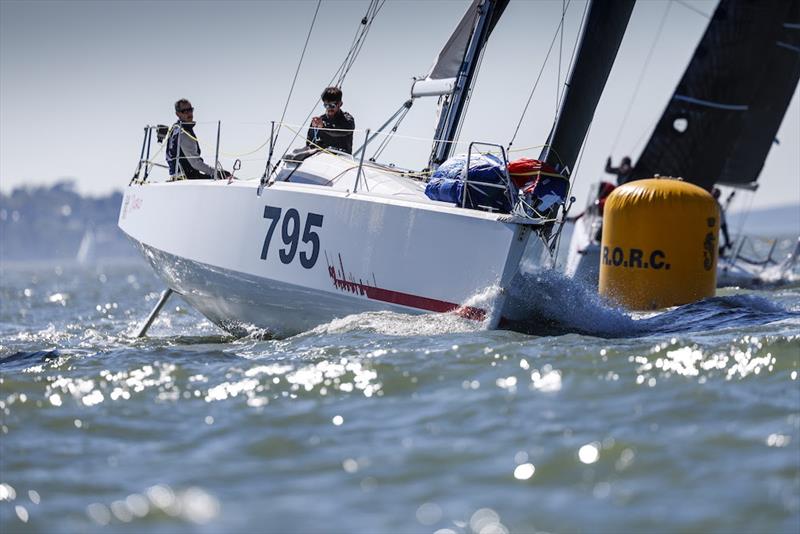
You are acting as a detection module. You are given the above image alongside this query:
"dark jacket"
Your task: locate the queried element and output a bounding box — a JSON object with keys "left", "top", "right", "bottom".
{"left": 306, "top": 110, "right": 355, "bottom": 154}
{"left": 167, "top": 121, "right": 217, "bottom": 179}
{"left": 605, "top": 158, "right": 633, "bottom": 186}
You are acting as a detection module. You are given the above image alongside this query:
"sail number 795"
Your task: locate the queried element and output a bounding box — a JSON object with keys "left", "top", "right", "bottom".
{"left": 260, "top": 206, "right": 323, "bottom": 269}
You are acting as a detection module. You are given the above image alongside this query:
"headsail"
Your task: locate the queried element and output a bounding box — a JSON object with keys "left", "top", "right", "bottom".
{"left": 410, "top": 0, "right": 508, "bottom": 98}
{"left": 631, "top": 0, "right": 800, "bottom": 191}
{"left": 539, "top": 0, "right": 636, "bottom": 175}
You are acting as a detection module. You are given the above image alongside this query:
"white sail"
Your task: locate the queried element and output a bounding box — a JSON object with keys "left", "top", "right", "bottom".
{"left": 76, "top": 228, "right": 96, "bottom": 265}
{"left": 410, "top": 0, "right": 481, "bottom": 98}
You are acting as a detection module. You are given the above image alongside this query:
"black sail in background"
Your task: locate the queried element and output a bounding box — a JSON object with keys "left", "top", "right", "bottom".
{"left": 631, "top": 0, "right": 800, "bottom": 191}
{"left": 718, "top": 1, "right": 800, "bottom": 188}
{"left": 540, "top": 0, "right": 636, "bottom": 174}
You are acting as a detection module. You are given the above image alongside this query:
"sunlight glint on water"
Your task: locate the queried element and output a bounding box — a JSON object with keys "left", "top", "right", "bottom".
{"left": 0, "top": 260, "right": 798, "bottom": 533}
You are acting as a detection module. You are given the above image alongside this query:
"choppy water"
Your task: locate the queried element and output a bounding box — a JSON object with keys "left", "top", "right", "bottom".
{"left": 1, "top": 259, "right": 798, "bottom": 533}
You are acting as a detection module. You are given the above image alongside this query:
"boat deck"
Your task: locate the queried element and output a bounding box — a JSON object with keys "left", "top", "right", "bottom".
{"left": 275, "top": 151, "right": 447, "bottom": 206}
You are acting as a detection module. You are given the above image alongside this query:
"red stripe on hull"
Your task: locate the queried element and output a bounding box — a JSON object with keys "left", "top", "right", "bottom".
{"left": 362, "top": 286, "right": 485, "bottom": 321}
{"left": 327, "top": 255, "right": 485, "bottom": 321}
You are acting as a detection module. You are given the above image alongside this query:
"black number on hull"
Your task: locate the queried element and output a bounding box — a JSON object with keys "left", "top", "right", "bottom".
{"left": 280, "top": 209, "right": 301, "bottom": 264}
{"left": 261, "top": 206, "right": 282, "bottom": 260}
{"left": 300, "top": 213, "right": 324, "bottom": 269}
{"left": 260, "top": 206, "right": 323, "bottom": 269}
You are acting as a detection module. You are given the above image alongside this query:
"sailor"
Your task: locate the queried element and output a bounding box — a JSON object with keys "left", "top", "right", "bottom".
{"left": 306, "top": 87, "right": 355, "bottom": 154}
{"left": 166, "top": 99, "right": 231, "bottom": 180}
{"left": 605, "top": 156, "right": 634, "bottom": 185}
{"left": 713, "top": 187, "right": 732, "bottom": 255}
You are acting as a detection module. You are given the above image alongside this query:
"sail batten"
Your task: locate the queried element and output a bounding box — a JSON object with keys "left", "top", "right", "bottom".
{"left": 672, "top": 95, "right": 749, "bottom": 111}
{"left": 777, "top": 40, "right": 800, "bottom": 53}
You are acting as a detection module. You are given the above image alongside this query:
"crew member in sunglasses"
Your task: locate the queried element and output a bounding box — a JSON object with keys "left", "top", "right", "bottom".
{"left": 167, "top": 99, "right": 232, "bottom": 180}
{"left": 306, "top": 87, "right": 355, "bottom": 154}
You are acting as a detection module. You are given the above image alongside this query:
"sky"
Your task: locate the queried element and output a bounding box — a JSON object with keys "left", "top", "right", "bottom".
{"left": 1, "top": 0, "right": 798, "bottom": 213}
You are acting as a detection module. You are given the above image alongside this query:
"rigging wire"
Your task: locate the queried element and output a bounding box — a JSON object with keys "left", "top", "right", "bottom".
{"left": 274, "top": 0, "right": 386, "bottom": 171}
{"left": 272, "top": 0, "right": 322, "bottom": 150}
{"left": 674, "top": 0, "right": 711, "bottom": 19}
{"left": 336, "top": 0, "right": 386, "bottom": 87}
{"left": 732, "top": 189, "right": 757, "bottom": 245}
{"left": 551, "top": 0, "right": 589, "bottom": 136}
{"left": 334, "top": 4, "right": 374, "bottom": 85}
{"left": 561, "top": 0, "right": 589, "bottom": 100}
{"left": 609, "top": 0, "right": 672, "bottom": 155}
{"left": 369, "top": 104, "right": 413, "bottom": 161}
{"left": 507, "top": 0, "right": 573, "bottom": 150}
{"left": 552, "top": 117, "right": 594, "bottom": 262}
{"left": 630, "top": 112, "right": 662, "bottom": 157}
{"left": 556, "top": 0, "right": 565, "bottom": 114}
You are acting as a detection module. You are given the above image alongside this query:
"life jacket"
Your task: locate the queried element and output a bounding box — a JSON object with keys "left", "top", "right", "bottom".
{"left": 166, "top": 121, "right": 201, "bottom": 177}
{"left": 307, "top": 111, "right": 355, "bottom": 154}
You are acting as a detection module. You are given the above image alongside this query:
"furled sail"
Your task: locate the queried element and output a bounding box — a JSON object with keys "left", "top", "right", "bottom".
{"left": 631, "top": 0, "right": 800, "bottom": 191}
{"left": 539, "top": 0, "right": 636, "bottom": 175}
{"left": 411, "top": 0, "right": 508, "bottom": 98}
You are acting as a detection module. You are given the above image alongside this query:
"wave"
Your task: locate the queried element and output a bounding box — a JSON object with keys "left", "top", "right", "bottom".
{"left": 498, "top": 269, "right": 796, "bottom": 338}
{"left": 0, "top": 349, "right": 66, "bottom": 370}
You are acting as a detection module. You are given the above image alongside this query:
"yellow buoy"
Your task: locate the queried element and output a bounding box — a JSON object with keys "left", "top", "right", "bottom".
{"left": 598, "top": 177, "right": 718, "bottom": 310}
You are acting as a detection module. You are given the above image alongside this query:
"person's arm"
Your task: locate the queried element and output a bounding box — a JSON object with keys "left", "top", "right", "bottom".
{"left": 179, "top": 134, "right": 217, "bottom": 176}
{"left": 605, "top": 157, "right": 618, "bottom": 174}
{"left": 307, "top": 116, "right": 322, "bottom": 147}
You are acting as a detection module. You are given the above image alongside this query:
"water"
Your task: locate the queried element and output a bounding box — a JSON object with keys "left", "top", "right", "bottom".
{"left": 1, "top": 259, "right": 799, "bottom": 533}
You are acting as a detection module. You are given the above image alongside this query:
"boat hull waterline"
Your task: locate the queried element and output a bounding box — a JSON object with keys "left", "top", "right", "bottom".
{"left": 119, "top": 180, "right": 534, "bottom": 336}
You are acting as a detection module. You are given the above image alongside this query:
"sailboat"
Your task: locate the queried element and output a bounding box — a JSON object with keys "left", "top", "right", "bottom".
{"left": 120, "top": 0, "right": 635, "bottom": 337}
{"left": 566, "top": 0, "right": 800, "bottom": 288}
{"left": 76, "top": 226, "right": 96, "bottom": 265}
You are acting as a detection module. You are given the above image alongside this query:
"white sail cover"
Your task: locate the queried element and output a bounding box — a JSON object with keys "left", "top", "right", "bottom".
{"left": 411, "top": 0, "right": 481, "bottom": 97}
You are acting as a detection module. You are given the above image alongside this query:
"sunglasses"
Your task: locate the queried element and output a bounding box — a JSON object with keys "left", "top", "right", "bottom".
{"left": 178, "top": 107, "right": 194, "bottom": 113}
{"left": 323, "top": 102, "right": 339, "bottom": 110}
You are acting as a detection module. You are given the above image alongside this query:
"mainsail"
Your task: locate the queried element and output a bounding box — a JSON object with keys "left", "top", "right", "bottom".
{"left": 631, "top": 0, "right": 800, "bottom": 191}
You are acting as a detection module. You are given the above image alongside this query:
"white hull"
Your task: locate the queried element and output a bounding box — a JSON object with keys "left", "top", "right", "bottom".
{"left": 120, "top": 155, "right": 541, "bottom": 336}
{"left": 564, "top": 210, "right": 602, "bottom": 289}
{"left": 716, "top": 261, "right": 765, "bottom": 288}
